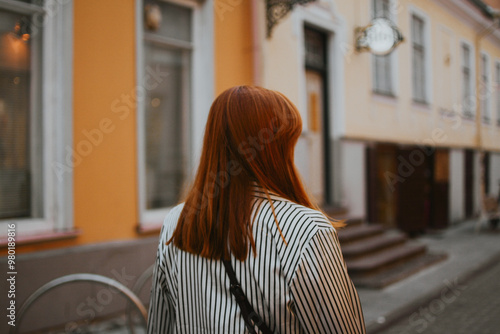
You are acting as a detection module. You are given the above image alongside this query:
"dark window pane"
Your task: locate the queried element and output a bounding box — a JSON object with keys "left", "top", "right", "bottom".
{"left": 305, "top": 28, "right": 326, "bottom": 69}
{"left": 12, "top": 0, "right": 44, "bottom": 5}
{"left": 145, "top": 1, "right": 192, "bottom": 42}
{"left": 0, "top": 10, "right": 33, "bottom": 218}
{"left": 144, "top": 42, "right": 189, "bottom": 209}
{"left": 496, "top": 64, "right": 500, "bottom": 124}
{"left": 412, "top": 15, "right": 426, "bottom": 102}
{"left": 373, "top": 0, "right": 390, "bottom": 19}
{"left": 372, "top": 0, "right": 393, "bottom": 95}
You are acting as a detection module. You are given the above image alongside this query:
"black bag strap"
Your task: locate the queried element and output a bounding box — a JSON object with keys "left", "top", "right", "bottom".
{"left": 222, "top": 259, "right": 273, "bottom": 334}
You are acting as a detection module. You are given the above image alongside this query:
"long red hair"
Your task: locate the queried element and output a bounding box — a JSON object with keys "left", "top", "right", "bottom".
{"left": 167, "top": 86, "right": 343, "bottom": 261}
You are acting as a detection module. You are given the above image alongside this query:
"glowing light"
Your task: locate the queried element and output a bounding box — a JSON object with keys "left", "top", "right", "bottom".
{"left": 151, "top": 98, "right": 161, "bottom": 108}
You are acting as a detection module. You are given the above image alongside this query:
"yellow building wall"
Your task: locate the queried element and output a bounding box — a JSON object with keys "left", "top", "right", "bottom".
{"left": 341, "top": 0, "right": 500, "bottom": 151}
{"left": 214, "top": 0, "right": 254, "bottom": 95}
{"left": 259, "top": 0, "right": 500, "bottom": 152}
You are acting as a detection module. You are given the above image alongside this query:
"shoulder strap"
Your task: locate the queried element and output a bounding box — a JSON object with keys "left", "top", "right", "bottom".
{"left": 222, "top": 259, "right": 273, "bottom": 334}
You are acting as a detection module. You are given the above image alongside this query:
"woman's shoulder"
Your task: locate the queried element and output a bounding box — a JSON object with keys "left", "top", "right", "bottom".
{"left": 159, "top": 202, "right": 186, "bottom": 240}
{"left": 253, "top": 198, "right": 338, "bottom": 282}
{"left": 253, "top": 198, "right": 337, "bottom": 269}
{"left": 255, "top": 197, "right": 334, "bottom": 233}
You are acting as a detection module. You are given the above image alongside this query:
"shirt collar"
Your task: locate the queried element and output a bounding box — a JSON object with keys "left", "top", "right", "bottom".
{"left": 250, "top": 181, "right": 286, "bottom": 201}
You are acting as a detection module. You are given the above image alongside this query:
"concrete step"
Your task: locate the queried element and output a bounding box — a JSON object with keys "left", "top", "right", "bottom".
{"left": 341, "top": 233, "right": 408, "bottom": 259}
{"left": 352, "top": 252, "right": 448, "bottom": 289}
{"left": 322, "top": 206, "right": 348, "bottom": 217}
{"left": 343, "top": 217, "right": 365, "bottom": 227}
{"left": 338, "top": 224, "right": 385, "bottom": 244}
{"left": 346, "top": 243, "right": 427, "bottom": 275}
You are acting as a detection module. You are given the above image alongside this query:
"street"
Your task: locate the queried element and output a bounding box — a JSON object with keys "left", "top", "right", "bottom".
{"left": 379, "top": 258, "right": 500, "bottom": 334}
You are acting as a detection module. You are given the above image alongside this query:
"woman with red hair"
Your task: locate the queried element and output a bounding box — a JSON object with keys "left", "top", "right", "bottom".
{"left": 147, "top": 86, "right": 365, "bottom": 333}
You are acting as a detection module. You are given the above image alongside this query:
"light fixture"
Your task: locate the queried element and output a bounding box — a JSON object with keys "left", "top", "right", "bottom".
{"left": 144, "top": 3, "right": 162, "bottom": 31}
{"left": 11, "top": 19, "right": 30, "bottom": 42}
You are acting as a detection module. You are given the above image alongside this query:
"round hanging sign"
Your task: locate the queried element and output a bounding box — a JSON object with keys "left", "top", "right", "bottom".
{"left": 356, "top": 18, "right": 404, "bottom": 56}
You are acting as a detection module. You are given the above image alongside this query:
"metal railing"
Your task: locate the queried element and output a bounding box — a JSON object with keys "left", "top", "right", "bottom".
{"left": 10, "top": 273, "right": 149, "bottom": 334}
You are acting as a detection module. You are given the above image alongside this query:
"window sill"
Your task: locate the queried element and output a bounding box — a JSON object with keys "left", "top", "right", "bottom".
{"left": 411, "top": 100, "right": 431, "bottom": 112}
{"left": 461, "top": 113, "right": 476, "bottom": 122}
{"left": 372, "top": 90, "right": 396, "bottom": 98}
{"left": 0, "top": 229, "right": 81, "bottom": 248}
{"left": 138, "top": 207, "right": 173, "bottom": 234}
{"left": 136, "top": 223, "right": 163, "bottom": 235}
{"left": 372, "top": 91, "right": 398, "bottom": 105}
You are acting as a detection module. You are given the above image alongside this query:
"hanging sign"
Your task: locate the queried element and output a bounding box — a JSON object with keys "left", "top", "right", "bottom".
{"left": 355, "top": 18, "right": 404, "bottom": 56}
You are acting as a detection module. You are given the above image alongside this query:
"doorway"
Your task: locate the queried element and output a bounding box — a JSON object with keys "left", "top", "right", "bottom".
{"left": 367, "top": 144, "right": 450, "bottom": 233}
{"left": 304, "top": 26, "right": 331, "bottom": 205}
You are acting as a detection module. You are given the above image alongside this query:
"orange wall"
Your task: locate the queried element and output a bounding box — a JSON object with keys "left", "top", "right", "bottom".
{"left": 9, "top": 0, "right": 256, "bottom": 254}
{"left": 72, "top": 0, "right": 138, "bottom": 244}
{"left": 214, "top": 0, "right": 254, "bottom": 94}
{"left": 6, "top": 0, "right": 140, "bottom": 255}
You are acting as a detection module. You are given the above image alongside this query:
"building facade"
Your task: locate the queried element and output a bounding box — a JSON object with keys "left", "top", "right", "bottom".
{"left": 1, "top": 0, "right": 500, "bottom": 331}
{"left": 255, "top": 0, "right": 500, "bottom": 233}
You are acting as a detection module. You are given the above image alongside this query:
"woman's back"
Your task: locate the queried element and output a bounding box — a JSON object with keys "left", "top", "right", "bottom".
{"left": 147, "top": 184, "right": 365, "bottom": 333}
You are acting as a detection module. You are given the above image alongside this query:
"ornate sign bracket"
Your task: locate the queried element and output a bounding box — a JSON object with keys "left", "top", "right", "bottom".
{"left": 266, "top": 0, "right": 317, "bottom": 38}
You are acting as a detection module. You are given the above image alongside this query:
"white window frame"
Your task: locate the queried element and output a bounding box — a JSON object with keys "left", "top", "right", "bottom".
{"left": 0, "top": 0, "right": 74, "bottom": 238}
{"left": 460, "top": 39, "right": 476, "bottom": 120}
{"left": 135, "top": 0, "right": 214, "bottom": 228}
{"left": 409, "top": 5, "right": 432, "bottom": 106}
{"left": 371, "top": 0, "right": 399, "bottom": 97}
{"left": 479, "top": 51, "right": 492, "bottom": 125}
{"left": 495, "top": 59, "right": 500, "bottom": 126}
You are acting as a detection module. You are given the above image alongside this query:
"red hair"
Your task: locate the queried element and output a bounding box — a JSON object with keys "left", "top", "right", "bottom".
{"left": 167, "top": 86, "right": 343, "bottom": 261}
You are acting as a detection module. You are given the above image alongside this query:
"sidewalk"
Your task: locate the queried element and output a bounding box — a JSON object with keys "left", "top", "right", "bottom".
{"left": 381, "top": 259, "right": 500, "bottom": 334}
{"left": 359, "top": 219, "right": 500, "bottom": 333}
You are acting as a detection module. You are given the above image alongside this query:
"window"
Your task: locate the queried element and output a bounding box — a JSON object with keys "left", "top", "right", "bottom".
{"left": 480, "top": 53, "right": 491, "bottom": 124}
{"left": 411, "top": 14, "right": 426, "bottom": 103}
{"left": 496, "top": 62, "right": 500, "bottom": 126}
{"left": 137, "top": 0, "right": 214, "bottom": 226}
{"left": 143, "top": 2, "right": 192, "bottom": 210}
{"left": 0, "top": 0, "right": 73, "bottom": 237}
{"left": 372, "top": 0, "right": 394, "bottom": 96}
{"left": 0, "top": 4, "right": 42, "bottom": 219}
{"left": 461, "top": 43, "right": 474, "bottom": 119}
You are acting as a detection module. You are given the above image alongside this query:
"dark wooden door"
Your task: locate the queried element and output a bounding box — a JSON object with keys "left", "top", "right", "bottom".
{"left": 484, "top": 152, "right": 490, "bottom": 195}
{"left": 396, "top": 147, "right": 432, "bottom": 234}
{"left": 304, "top": 26, "right": 331, "bottom": 205}
{"left": 376, "top": 145, "right": 398, "bottom": 227}
{"left": 464, "top": 149, "right": 474, "bottom": 218}
{"left": 366, "top": 145, "right": 377, "bottom": 224}
{"left": 430, "top": 149, "right": 449, "bottom": 229}
{"left": 366, "top": 144, "right": 399, "bottom": 227}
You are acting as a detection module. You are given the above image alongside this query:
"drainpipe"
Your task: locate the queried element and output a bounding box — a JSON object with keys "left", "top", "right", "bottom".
{"left": 469, "top": 0, "right": 500, "bottom": 223}
{"left": 251, "top": 0, "right": 264, "bottom": 86}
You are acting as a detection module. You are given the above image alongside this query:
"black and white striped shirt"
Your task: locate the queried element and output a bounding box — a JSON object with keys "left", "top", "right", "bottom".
{"left": 147, "top": 185, "right": 366, "bottom": 333}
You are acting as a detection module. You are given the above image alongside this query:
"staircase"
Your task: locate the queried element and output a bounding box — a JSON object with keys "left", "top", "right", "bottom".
{"left": 337, "top": 220, "right": 447, "bottom": 289}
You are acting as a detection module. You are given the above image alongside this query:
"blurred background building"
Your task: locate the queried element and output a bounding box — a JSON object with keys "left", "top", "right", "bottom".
{"left": 1, "top": 0, "right": 500, "bottom": 331}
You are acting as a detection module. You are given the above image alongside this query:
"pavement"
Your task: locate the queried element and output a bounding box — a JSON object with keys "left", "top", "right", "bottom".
{"left": 380, "top": 259, "right": 500, "bottom": 334}
{"left": 360, "top": 219, "right": 500, "bottom": 333}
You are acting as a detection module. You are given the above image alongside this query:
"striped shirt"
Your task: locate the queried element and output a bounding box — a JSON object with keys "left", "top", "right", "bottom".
{"left": 147, "top": 185, "right": 366, "bottom": 333}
